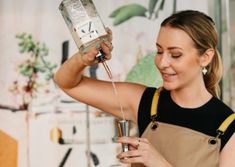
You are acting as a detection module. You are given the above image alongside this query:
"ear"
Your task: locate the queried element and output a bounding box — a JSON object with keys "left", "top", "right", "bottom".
{"left": 200, "top": 48, "right": 214, "bottom": 67}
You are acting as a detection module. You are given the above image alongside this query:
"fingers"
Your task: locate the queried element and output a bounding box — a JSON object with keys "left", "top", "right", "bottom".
{"left": 116, "top": 137, "right": 150, "bottom": 165}
{"left": 117, "top": 148, "right": 146, "bottom": 165}
{"left": 119, "top": 156, "right": 144, "bottom": 164}
{"left": 102, "top": 40, "right": 113, "bottom": 51}
{"left": 100, "top": 41, "right": 112, "bottom": 60}
{"left": 78, "top": 40, "right": 113, "bottom": 65}
{"left": 117, "top": 137, "right": 149, "bottom": 149}
{"left": 79, "top": 45, "right": 99, "bottom": 65}
{"left": 117, "top": 150, "right": 141, "bottom": 160}
{"left": 105, "top": 27, "right": 113, "bottom": 42}
{"left": 117, "top": 137, "right": 137, "bottom": 148}
{"left": 128, "top": 144, "right": 138, "bottom": 151}
{"left": 117, "top": 137, "right": 164, "bottom": 166}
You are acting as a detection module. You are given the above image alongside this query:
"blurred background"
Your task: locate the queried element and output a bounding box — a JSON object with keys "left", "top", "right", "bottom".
{"left": 0, "top": 0, "right": 234, "bottom": 167}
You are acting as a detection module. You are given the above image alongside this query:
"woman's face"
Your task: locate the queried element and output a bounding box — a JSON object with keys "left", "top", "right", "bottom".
{"left": 155, "top": 26, "right": 203, "bottom": 91}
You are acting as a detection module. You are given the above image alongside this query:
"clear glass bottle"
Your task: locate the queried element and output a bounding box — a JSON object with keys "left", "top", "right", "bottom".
{"left": 59, "top": 0, "right": 108, "bottom": 58}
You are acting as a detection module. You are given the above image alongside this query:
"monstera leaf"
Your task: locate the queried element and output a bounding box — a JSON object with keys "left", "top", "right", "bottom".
{"left": 125, "top": 51, "right": 162, "bottom": 87}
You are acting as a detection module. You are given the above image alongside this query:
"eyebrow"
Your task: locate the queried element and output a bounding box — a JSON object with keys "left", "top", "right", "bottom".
{"left": 156, "top": 43, "right": 183, "bottom": 50}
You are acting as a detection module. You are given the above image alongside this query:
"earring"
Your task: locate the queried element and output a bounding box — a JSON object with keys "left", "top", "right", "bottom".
{"left": 202, "top": 67, "right": 208, "bottom": 75}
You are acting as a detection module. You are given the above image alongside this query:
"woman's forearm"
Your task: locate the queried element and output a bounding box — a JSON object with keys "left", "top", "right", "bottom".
{"left": 54, "top": 52, "right": 86, "bottom": 89}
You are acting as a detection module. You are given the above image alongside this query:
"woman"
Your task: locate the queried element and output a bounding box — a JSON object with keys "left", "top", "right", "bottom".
{"left": 54, "top": 10, "right": 235, "bottom": 167}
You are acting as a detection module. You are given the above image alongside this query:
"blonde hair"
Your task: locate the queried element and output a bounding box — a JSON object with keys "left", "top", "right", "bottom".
{"left": 161, "top": 10, "right": 222, "bottom": 97}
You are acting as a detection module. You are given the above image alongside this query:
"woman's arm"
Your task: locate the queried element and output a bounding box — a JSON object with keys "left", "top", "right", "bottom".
{"left": 219, "top": 133, "right": 235, "bottom": 167}
{"left": 54, "top": 36, "right": 146, "bottom": 122}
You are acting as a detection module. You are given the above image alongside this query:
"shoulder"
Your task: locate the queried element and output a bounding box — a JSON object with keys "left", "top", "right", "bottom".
{"left": 213, "top": 97, "right": 233, "bottom": 110}
{"left": 208, "top": 97, "right": 235, "bottom": 131}
{"left": 211, "top": 97, "right": 235, "bottom": 149}
{"left": 138, "top": 87, "right": 157, "bottom": 111}
{"left": 137, "top": 87, "right": 158, "bottom": 136}
{"left": 142, "top": 87, "right": 157, "bottom": 97}
{"left": 210, "top": 97, "right": 234, "bottom": 116}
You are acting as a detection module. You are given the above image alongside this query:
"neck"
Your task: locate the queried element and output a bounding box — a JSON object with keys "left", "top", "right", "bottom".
{"left": 170, "top": 81, "right": 212, "bottom": 108}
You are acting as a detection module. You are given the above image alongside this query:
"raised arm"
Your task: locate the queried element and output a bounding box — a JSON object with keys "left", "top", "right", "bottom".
{"left": 54, "top": 33, "right": 146, "bottom": 123}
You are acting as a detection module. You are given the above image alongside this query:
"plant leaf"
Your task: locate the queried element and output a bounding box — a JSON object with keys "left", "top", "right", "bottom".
{"left": 109, "top": 5, "right": 127, "bottom": 18}
{"left": 154, "top": 0, "right": 165, "bottom": 19}
{"left": 125, "top": 51, "right": 162, "bottom": 87}
{"left": 20, "top": 67, "right": 33, "bottom": 77}
{"left": 159, "top": 0, "right": 165, "bottom": 10}
{"left": 15, "top": 32, "right": 56, "bottom": 83}
{"left": 148, "top": 0, "right": 158, "bottom": 19}
{"left": 111, "top": 4, "right": 147, "bottom": 26}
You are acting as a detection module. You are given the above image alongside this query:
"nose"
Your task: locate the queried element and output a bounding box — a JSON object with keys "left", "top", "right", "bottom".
{"left": 158, "top": 53, "right": 170, "bottom": 69}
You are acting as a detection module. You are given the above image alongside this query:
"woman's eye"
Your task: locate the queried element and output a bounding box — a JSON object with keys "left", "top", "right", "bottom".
{"left": 171, "top": 53, "right": 182, "bottom": 58}
{"left": 157, "top": 51, "right": 163, "bottom": 55}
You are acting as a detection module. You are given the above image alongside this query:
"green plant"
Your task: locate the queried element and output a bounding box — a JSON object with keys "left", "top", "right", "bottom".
{"left": 9, "top": 33, "right": 57, "bottom": 109}
{"left": 109, "top": 0, "right": 177, "bottom": 26}
{"left": 16, "top": 33, "right": 57, "bottom": 80}
{"left": 125, "top": 51, "right": 162, "bottom": 87}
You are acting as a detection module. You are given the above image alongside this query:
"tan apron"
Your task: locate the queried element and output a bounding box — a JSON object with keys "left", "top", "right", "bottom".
{"left": 132, "top": 89, "right": 235, "bottom": 167}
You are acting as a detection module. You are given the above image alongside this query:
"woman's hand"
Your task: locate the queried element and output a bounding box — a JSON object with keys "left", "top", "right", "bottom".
{"left": 117, "top": 137, "right": 172, "bottom": 167}
{"left": 78, "top": 28, "right": 113, "bottom": 66}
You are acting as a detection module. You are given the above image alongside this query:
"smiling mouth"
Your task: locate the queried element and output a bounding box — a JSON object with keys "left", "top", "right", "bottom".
{"left": 161, "top": 73, "right": 176, "bottom": 80}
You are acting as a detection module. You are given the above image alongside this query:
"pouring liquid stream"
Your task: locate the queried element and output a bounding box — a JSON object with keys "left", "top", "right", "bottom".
{"left": 101, "top": 61, "right": 126, "bottom": 121}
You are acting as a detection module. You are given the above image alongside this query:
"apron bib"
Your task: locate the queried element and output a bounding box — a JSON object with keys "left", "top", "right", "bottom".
{"left": 132, "top": 88, "right": 235, "bottom": 167}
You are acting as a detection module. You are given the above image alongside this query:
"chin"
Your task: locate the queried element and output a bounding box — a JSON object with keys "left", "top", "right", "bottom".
{"left": 162, "top": 83, "right": 177, "bottom": 91}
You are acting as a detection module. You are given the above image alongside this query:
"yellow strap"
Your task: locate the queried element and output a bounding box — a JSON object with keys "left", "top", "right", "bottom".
{"left": 150, "top": 88, "right": 235, "bottom": 134}
{"left": 218, "top": 113, "right": 235, "bottom": 133}
{"left": 150, "top": 88, "right": 161, "bottom": 117}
